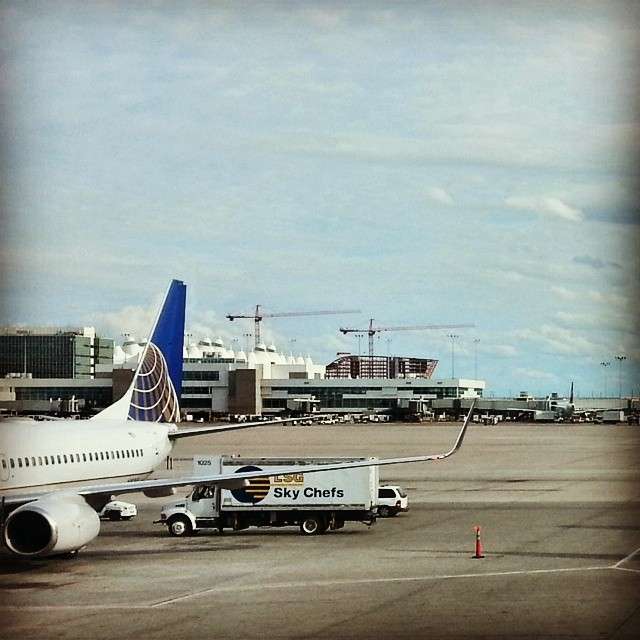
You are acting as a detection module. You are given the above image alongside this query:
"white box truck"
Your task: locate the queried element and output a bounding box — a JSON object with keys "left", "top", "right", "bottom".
{"left": 157, "top": 456, "right": 379, "bottom": 536}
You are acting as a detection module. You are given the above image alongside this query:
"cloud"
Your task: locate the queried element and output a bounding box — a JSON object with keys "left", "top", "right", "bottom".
{"left": 492, "top": 344, "right": 518, "bottom": 357}
{"left": 92, "top": 303, "right": 158, "bottom": 342}
{"left": 505, "top": 196, "right": 584, "bottom": 222}
{"left": 513, "top": 367, "right": 558, "bottom": 382}
{"left": 550, "top": 286, "right": 578, "bottom": 301}
{"left": 572, "top": 255, "right": 622, "bottom": 270}
{"left": 425, "top": 186, "right": 454, "bottom": 206}
{"left": 302, "top": 7, "right": 348, "bottom": 29}
{"left": 515, "top": 324, "right": 603, "bottom": 357}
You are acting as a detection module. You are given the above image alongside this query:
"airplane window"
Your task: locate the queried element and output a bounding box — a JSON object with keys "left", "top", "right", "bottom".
{"left": 1, "top": 459, "right": 6, "bottom": 469}
{"left": 105, "top": 451, "right": 110, "bottom": 460}
{"left": 31, "top": 457, "right": 36, "bottom": 466}
{"left": 75, "top": 454, "right": 80, "bottom": 463}
{"left": 10, "top": 458, "right": 15, "bottom": 468}
{"left": 82, "top": 453, "right": 87, "bottom": 462}
{"left": 38, "top": 456, "right": 43, "bottom": 466}
{"left": 18, "top": 458, "right": 23, "bottom": 468}
{"left": 100, "top": 452, "right": 104, "bottom": 460}
{"left": 25, "top": 458, "right": 29, "bottom": 467}
{"left": 116, "top": 451, "right": 120, "bottom": 459}
{"left": 126, "top": 450, "right": 130, "bottom": 458}
{"left": 121, "top": 450, "right": 125, "bottom": 458}
{"left": 51, "top": 456, "right": 55, "bottom": 465}
{"left": 57, "top": 455, "right": 61, "bottom": 464}
{"left": 63, "top": 455, "right": 67, "bottom": 463}
{"left": 44, "top": 456, "right": 49, "bottom": 465}
{"left": 111, "top": 451, "right": 115, "bottom": 459}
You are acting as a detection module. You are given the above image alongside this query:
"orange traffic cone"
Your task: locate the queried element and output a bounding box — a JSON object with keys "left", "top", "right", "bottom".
{"left": 473, "top": 525, "right": 485, "bottom": 559}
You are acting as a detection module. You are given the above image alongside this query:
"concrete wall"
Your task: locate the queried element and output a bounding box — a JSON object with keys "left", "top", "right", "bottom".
{"left": 228, "top": 368, "right": 262, "bottom": 415}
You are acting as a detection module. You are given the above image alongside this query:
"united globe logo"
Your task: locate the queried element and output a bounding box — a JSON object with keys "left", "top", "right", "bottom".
{"left": 230, "top": 466, "right": 271, "bottom": 504}
{"left": 128, "top": 342, "right": 180, "bottom": 422}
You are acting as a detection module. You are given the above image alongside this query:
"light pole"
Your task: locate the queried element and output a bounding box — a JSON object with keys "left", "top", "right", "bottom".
{"left": 615, "top": 355, "right": 627, "bottom": 398}
{"left": 447, "top": 333, "right": 460, "bottom": 379}
{"left": 600, "top": 361, "right": 611, "bottom": 397}
{"left": 473, "top": 338, "right": 480, "bottom": 379}
{"left": 184, "top": 333, "right": 193, "bottom": 359}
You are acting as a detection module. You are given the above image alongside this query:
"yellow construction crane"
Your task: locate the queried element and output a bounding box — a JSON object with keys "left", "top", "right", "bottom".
{"left": 227, "top": 305, "right": 360, "bottom": 350}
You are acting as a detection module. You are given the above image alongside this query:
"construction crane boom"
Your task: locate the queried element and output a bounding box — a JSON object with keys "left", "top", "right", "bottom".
{"left": 339, "top": 319, "right": 475, "bottom": 357}
{"left": 227, "top": 305, "right": 360, "bottom": 349}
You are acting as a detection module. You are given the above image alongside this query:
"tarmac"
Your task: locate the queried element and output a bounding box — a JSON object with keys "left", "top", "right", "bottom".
{"left": 1, "top": 421, "right": 639, "bottom": 639}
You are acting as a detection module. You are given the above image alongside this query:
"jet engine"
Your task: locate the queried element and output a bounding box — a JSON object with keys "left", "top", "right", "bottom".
{"left": 3, "top": 494, "right": 100, "bottom": 557}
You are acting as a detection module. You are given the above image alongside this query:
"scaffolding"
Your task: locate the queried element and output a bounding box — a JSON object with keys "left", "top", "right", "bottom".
{"left": 325, "top": 355, "right": 438, "bottom": 380}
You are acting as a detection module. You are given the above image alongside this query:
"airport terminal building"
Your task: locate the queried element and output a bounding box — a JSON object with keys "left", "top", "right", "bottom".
{"left": 0, "top": 330, "right": 483, "bottom": 417}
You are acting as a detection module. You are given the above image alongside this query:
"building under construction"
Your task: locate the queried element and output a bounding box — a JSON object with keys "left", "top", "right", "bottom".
{"left": 325, "top": 354, "right": 438, "bottom": 380}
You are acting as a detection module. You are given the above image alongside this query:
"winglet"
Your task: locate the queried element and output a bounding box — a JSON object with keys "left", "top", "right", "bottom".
{"left": 444, "top": 397, "right": 476, "bottom": 458}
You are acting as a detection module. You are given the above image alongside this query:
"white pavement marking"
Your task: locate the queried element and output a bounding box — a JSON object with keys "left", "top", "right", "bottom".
{"left": 613, "top": 566, "right": 640, "bottom": 575}
{"left": 613, "top": 546, "right": 640, "bottom": 569}
{"left": 148, "top": 565, "right": 611, "bottom": 608}
{"left": 3, "top": 561, "right": 637, "bottom": 612}
{"left": 0, "top": 604, "right": 154, "bottom": 611}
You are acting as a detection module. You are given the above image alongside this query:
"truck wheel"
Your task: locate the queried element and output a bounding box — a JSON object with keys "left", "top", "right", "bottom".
{"left": 378, "top": 506, "right": 391, "bottom": 518}
{"left": 168, "top": 516, "right": 192, "bottom": 537}
{"left": 300, "top": 517, "right": 322, "bottom": 536}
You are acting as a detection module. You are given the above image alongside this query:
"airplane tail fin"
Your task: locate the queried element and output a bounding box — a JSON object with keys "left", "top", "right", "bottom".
{"left": 92, "top": 280, "right": 186, "bottom": 422}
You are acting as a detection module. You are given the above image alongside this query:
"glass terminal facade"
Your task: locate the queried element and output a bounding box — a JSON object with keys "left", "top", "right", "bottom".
{"left": 0, "top": 330, "right": 114, "bottom": 379}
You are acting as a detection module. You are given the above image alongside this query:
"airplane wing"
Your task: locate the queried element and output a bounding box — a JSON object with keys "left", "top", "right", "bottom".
{"left": 169, "top": 416, "right": 314, "bottom": 439}
{"left": 2, "top": 400, "right": 475, "bottom": 507}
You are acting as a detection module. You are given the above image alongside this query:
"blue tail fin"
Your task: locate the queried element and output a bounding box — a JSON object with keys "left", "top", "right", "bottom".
{"left": 93, "top": 280, "right": 186, "bottom": 423}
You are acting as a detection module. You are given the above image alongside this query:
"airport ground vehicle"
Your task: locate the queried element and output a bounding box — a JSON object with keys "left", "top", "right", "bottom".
{"left": 376, "top": 485, "right": 409, "bottom": 517}
{"left": 99, "top": 500, "right": 137, "bottom": 521}
{"left": 157, "top": 456, "right": 379, "bottom": 536}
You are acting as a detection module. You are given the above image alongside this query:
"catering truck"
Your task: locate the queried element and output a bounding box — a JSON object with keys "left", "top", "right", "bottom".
{"left": 157, "top": 456, "right": 379, "bottom": 536}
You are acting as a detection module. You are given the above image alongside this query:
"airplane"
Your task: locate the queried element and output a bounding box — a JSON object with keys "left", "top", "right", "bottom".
{"left": 0, "top": 279, "right": 476, "bottom": 559}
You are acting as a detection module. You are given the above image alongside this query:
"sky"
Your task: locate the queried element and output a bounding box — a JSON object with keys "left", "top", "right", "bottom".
{"left": 1, "top": 1, "right": 639, "bottom": 397}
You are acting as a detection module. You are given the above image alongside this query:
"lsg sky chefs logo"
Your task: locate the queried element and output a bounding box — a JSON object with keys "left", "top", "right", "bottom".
{"left": 231, "top": 466, "right": 271, "bottom": 504}
{"left": 230, "top": 466, "right": 344, "bottom": 503}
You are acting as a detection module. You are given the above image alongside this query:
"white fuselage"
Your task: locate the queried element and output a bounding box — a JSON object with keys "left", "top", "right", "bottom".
{"left": 0, "top": 418, "right": 174, "bottom": 495}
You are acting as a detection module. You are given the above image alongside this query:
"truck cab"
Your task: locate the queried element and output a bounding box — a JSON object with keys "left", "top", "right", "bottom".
{"left": 159, "top": 485, "right": 220, "bottom": 536}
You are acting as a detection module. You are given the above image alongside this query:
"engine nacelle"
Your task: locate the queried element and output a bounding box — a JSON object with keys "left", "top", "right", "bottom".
{"left": 3, "top": 494, "right": 100, "bottom": 557}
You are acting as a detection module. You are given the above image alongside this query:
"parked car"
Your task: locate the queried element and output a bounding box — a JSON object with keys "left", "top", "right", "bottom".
{"left": 99, "top": 500, "right": 137, "bottom": 521}
{"left": 377, "top": 485, "right": 409, "bottom": 517}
